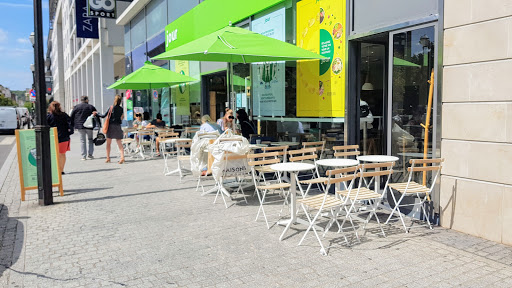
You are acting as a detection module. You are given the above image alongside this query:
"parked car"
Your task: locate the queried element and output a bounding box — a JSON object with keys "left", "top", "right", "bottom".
{"left": 16, "top": 107, "right": 29, "bottom": 127}
{"left": 0, "top": 106, "right": 20, "bottom": 134}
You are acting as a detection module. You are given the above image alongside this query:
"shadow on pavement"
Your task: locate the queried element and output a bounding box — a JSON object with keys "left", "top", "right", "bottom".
{"left": 66, "top": 168, "right": 120, "bottom": 175}
{"left": 0, "top": 203, "right": 23, "bottom": 278}
{"left": 59, "top": 186, "right": 197, "bottom": 204}
{"left": 64, "top": 187, "right": 113, "bottom": 195}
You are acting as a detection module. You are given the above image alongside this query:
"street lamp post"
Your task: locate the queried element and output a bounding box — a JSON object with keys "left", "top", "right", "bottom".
{"left": 32, "top": 0, "right": 53, "bottom": 205}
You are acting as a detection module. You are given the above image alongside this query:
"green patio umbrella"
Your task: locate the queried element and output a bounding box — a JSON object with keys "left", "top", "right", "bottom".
{"left": 152, "top": 26, "right": 327, "bottom": 63}
{"left": 393, "top": 57, "right": 421, "bottom": 68}
{"left": 108, "top": 61, "right": 197, "bottom": 90}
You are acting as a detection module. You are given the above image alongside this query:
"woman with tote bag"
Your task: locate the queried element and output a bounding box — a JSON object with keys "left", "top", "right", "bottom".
{"left": 98, "top": 95, "right": 125, "bottom": 164}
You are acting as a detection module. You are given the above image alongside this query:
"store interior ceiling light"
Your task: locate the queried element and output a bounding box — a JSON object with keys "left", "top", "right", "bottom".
{"left": 362, "top": 45, "right": 374, "bottom": 91}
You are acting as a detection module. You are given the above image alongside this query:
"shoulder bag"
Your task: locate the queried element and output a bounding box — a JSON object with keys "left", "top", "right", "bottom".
{"left": 102, "top": 106, "right": 113, "bottom": 134}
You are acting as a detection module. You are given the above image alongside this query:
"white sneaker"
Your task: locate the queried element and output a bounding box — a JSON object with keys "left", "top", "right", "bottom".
{"left": 81, "top": 157, "right": 87, "bottom": 161}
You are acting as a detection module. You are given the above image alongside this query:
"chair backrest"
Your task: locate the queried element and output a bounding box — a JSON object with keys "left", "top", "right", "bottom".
{"left": 333, "top": 145, "right": 360, "bottom": 158}
{"left": 303, "top": 141, "right": 326, "bottom": 157}
{"left": 323, "top": 165, "right": 359, "bottom": 189}
{"left": 175, "top": 139, "right": 192, "bottom": 155}
{"left": 156, "top": 128, "right": 174, "bottom": 134}
{"left": 261, "top": 146, "right": 289, "bottom": 160}
{"left": 138, "top": 130, "right": 154, "bottom": 136}
{"left": 358, "top": 162, "right": 394, "bottom": 191}
{"left": 184, "top": 127, "right": 199, "bottom": 137}
{"left": 407, "top": 158, "right": 444, "bottom": 186}
{"left": 288, "top": 147, "right": 318, "bottom": 162}
{"left": 158, "top": 132, "right": 179, "bottom": 140}
{"left": 247, "top": 151, "right": 281, "bottom": 167}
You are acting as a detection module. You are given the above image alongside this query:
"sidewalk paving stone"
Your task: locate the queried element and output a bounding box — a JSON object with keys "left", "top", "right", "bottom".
{"left": 0, "top": 135, "right": 511, "bottom": 287}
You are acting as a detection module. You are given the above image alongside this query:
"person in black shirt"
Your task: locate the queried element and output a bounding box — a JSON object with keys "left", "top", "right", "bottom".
{"left": 70, "top": 96, "right": 97, "bottom": 160}
{"left": 47, "top": 101, "right": 73, "bottom": 174}
{"left": 98, "top": 95, "right": 125, "bottom": 164}
{"left": 146, "top": 113, "right": 166, "bottom": 156}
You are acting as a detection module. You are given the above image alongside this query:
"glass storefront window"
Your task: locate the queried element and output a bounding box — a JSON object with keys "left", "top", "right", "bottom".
{"left": 168, "top": 0, "right": 199, "bottom": 23}
{"left": 146, "top": 0, "right": 167, "bottom": 39}
{"left": 124, "top": 25, "right": 131, "bottom": 55}
{"left": 130, "top": 9, "right": 146, "bottom": 50}
{"left": 390, "top": 25, "right": 436, "bottom": 181}
{"left": 131, "top": 43, "right": 147, "bottom": 71}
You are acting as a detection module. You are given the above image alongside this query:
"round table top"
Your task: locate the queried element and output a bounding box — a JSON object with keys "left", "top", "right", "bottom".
{"left": 270, "top": 142, "right": 300, "bottom": 147}
{"left": 270, "top": 162, "right": 315, "bottom": 172}
{"left": 357, "top": 155, "right": 399, "bottom": 162}
{"left": 316, "top": 158, "right": 359, "bottom": 167}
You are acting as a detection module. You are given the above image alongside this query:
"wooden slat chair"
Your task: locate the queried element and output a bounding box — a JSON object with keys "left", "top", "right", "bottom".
{"left": 122, "top": 128, "right": 138, "bottom": 155}
{"left": 184, "top": 127, "right": 199, "bottom": 138}
{"left": 385, "top": 158, "right": 444, "bottom": 233}
{"left": 333, "top": 144, "right": 360, "bottom": 158}
{"left": 248, "top": 152, "right": 291, "bottom": 229}
{"left": 137, "top": 129, "right": 155, "bottom": 159}
{"left": 297, "top": 166, "right": 359, "bottom": 255}
{"left": 214, "top": 152, "right": 250, "bottom": 208}
{"left": 256, "top": 145, "right": 289, "bottom": 175}
{"left": 288, "top": 148, "right": 321, "bottom": 197}
{"left": 337, "top": 162, "right": 394, "bottom": 237}
{"left": 174, "top": 139, "right": 193, "bottom": 181}
{"left": 302, "top": 141, "right": 326, "bottom": 159}
{"left": 159, "top": 132, "right": 180, "bottom": 174}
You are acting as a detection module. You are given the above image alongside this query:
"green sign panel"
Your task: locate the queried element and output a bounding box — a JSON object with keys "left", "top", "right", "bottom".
{"left": 17, "top": 128, "right": 60, "bottom": 188}
{"left": 164, "top": 0, "right": 284, "bottom": 51}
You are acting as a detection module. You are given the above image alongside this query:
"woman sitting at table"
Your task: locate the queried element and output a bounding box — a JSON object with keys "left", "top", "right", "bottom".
{"left": 200, "top": 115, "right": 223, "bottom": 134}
{"left": 217, "top": 108, "right": 236, "bottom": 133}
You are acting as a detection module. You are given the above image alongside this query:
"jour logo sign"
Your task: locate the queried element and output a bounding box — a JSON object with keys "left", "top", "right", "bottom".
{"left": 166, "top": 29, "right": 178, "bottom": 48}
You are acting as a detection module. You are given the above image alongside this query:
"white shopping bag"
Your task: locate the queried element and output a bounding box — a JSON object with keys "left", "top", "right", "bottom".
{"left": 210, "top": 129, "right": 250, "bottom": 181}
{"left": 83, "top": 115, "right": 95, "bottom": 128}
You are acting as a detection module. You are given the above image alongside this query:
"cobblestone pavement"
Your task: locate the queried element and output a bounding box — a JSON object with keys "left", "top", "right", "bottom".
{"left": 0, "top": 135, "right": 511, "bottom": 287}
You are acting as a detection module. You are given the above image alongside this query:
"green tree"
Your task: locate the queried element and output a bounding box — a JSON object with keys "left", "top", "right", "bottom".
{"left": 0, "top": 95, "right": 17, "bottom": 106}
{"left": 24, "top": 102, "right": 33, "bottom": 109}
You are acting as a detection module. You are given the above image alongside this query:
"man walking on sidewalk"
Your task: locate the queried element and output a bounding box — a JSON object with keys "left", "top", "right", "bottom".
{"left": 71, "top": 96, "right": 97, "bottom": 160}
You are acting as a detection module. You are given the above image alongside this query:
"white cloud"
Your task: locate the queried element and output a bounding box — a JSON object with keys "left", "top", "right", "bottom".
{"left": 17, "top": 38, "right": 31, "bottom": 45}
{"left": 0, "top": 28, "right": 8, "bottom": 42}
{"left": 0, "top": 46, "right": 32, "bottom": 57}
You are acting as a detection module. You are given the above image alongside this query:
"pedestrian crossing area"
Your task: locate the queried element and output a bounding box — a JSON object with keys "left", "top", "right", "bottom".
{"left": 0, "top": 137, "right": 15, "bottom": 145}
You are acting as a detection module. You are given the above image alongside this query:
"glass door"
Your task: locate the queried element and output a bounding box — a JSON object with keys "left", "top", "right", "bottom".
{"left": 388, "top": 24, "right": 437, "bottom": 181}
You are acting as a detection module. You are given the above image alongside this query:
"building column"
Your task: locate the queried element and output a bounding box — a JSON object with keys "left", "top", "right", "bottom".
{"left": 98, "top": 19, "right": 115, "bottom": 112}
{"left": 92, "top": 51, "right": 102, "bottom": 111}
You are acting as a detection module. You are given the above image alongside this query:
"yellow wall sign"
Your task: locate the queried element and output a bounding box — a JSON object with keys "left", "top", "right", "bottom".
{"left": 297, "top": 0, "right": 346, "bottom": 117}
{"left": 174, "top": 60, "right": 190, "bottom": 116}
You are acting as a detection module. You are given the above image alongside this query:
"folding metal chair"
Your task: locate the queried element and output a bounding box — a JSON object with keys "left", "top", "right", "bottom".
{"left": 159, "top": 132, "right": 180, "bottom": 174}
{"left": 214, "top": 152, "right": 250, "bottom": 208}
{"left": 165, "top": 139, "right": 193, "bottom": 181}
{"left": 385, "top": 158, "right": 444, "bottom": 233}
{"left": 297, "top": 166, "right": 358, "bottom": 255}
{"left": 121, "top": 127, "right": 138, "bottom": 156}
{"left": 136, "top": 129, "right": 155, "bottom": 159}
{"left": 337, "top": 162, "right": 394, "bottom": 237}
{"left": 248, "top": 152, "right": 291, "bottom": 229}
{"left": 302, "top": 141, "right": 326, "bottom": 159}
{"left": 288, "top": 148, "right": 322, "bottom": 198}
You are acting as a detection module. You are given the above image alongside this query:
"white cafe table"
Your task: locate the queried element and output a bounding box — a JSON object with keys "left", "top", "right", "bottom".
{"left": 357, "top": 155, "right": 399, "bottom": 194}
{"left": 270, "top": 162, "right": 316, "bottom": 241}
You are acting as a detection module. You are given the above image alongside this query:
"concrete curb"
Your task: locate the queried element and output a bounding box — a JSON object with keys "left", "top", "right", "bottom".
{"left": 0, "top": 145, "right": 17, "bottom": 189}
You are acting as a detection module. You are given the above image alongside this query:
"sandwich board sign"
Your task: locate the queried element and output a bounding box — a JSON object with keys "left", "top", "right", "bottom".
{"left": 15, "top": 128, "right": 63, "bottom": 201}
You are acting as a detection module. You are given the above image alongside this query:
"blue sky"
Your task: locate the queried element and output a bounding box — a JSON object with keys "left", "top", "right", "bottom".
{"left": 0, "top": 0, "right": 49, "bottom": 91}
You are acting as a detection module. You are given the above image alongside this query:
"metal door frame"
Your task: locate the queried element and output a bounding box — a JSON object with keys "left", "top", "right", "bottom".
{"left": 386, "top": 22, "right": 439, "bottom": 156}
